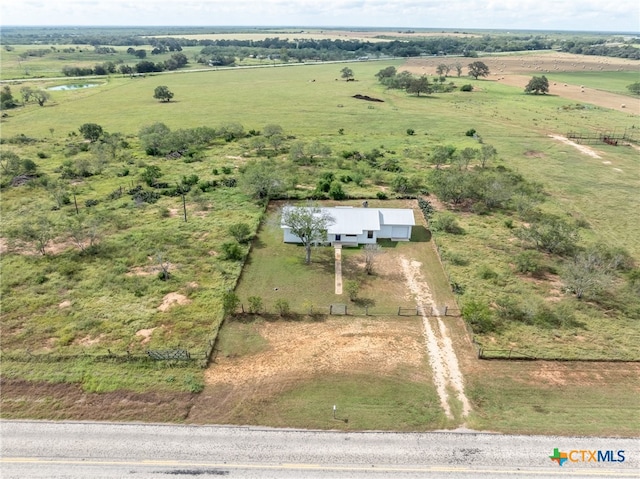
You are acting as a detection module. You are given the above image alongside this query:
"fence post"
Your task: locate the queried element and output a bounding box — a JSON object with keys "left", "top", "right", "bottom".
{"left": 508, "top": 349, "right": 512, "bottom": 359}
{"left": 444, "top": 305, "right": 448, "bottom": 316}
{"left": 397, "top": 306, "right": 401, "bottom": 315}
{"left": 330, "top": 304, "right": 333, "bottom": 315}
{"left": 345, "top": 305, "right": 348, "bottom": 316}
{"left": 365, "top": 305, "right": 368, "bottom": 316}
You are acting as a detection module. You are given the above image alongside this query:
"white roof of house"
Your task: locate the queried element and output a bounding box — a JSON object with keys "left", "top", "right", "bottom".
{"left": 282, "top": 206, "right": 415, "bottom": 234}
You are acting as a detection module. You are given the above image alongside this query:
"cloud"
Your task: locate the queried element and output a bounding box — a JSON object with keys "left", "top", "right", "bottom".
{"left": 1, "top": 0, "right": 638, "bottom": 31}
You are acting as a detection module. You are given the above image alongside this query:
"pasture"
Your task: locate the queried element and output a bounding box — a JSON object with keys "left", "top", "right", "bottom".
{"left": 1, "top": 47, "right": 639, "bottom": 432}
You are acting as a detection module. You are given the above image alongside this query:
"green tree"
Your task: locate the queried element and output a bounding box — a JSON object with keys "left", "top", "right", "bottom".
{"left": 153, "top": 85, "right": 174, "bottom": 102}
{"left": 479, "top": 144, "right": 497, "bottom": 168}
{"left": 79, "top": 123, "right": 104, "bottom": 142}
{"left": 281, "top": 203, "right": 335, "bottom": 264}
{"left": 375, "top": 66, "right": 396, "bottom": 81}
{"left": 240, "top": 160, "right": 286, "bottom": 200}
{"left": 22, "top": 89, "right": 51, "bottom": 107}
{"left": 406, "top": 75, "right": 431, "bottom": 96}
{"left": 436, "top": 63, "right": 450, "bottom": 77}
{"left": 429, "top": 144, "right": 456, "bottom": 169}
{"left": 0, "top": 86, "right": 17, "bottom": 109}
{"left": 467, "top": 61, "right": 490, "bottom": 79}
{"left": 626, "top": 82, "right": 640, "bottom": 95}
{"left": 515, "top": 215, "right": 579, "bottom": 256}
{"left": 8, "top": 215, "right": 56, "bottom": 255}
{"left": 454, "top": 62, "right": 463, "bottom": 77}
{"left": 67, "top": 213, "right": 102, "bottom": 253}
{"left": 561, "top": 250, "right": 614, "bottom": 299}
{"left": 262, "top": 124, "right": 284, "bottom": 138}
{"left": 340, "top": 67, "right": 354, "bottom": 80}
{"left": 524, "top": 75, "right": 550, "bottom": 94}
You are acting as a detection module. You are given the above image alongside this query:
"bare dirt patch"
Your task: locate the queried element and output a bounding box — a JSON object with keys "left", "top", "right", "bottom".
{"left": 135, "top": 327, "right": 157, "bottom": 345}
{"left": 204, "top": 318, "right": 424, "bottom": 386}
{"left": 548, "top": 134, "right": 602, "bottom": 158}
{"left": 191, "top": 317, "right": 428, "bottom": 423}
{"left": 157, "top": 292, "right": 191, "bottom": 312}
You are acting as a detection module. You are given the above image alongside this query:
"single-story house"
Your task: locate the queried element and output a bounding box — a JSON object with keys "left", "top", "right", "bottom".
{"left": 282, "top": 206, "right": 415, "bottom": 246}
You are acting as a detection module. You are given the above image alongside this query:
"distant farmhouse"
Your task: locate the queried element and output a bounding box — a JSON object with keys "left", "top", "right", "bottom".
{"left": 282, "top": 206, "right": 415, "bottom": 246}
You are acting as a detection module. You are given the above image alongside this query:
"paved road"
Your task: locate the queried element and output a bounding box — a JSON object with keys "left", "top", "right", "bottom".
{"left": 1, "top": 421, "right": 638, "bottom": 478}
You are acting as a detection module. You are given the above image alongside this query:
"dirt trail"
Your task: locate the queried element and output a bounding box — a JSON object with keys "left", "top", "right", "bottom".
{"left": 400, "top": 257, "right": 471, "bottom": 419}
{"left": 548, "top": 134, "right": 602, "bottom": 158}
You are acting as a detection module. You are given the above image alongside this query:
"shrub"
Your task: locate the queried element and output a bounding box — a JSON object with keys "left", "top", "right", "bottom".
{"left": 221, "top": 242, "right": 244, "bottom": 261}
{"left": 84, "top": 199, "right": 99, "bottom": 208}
{"left": 431, "top": 212, "right": 464, "bottom": 234}
{"left": 274, "top": 298, "right": 290, "bottom": 316}
{"left": 460, "top": 84, "right": 473, "bottom": 92}
{"left": 477, "top": 264, "right": 498, "bottom": 280}
{"left": 328, "top": 181, "right": 346, "bottom": 200}
{"left": 376, "top": 191, "right": 388, "bottom": 200}
{"left": 465, "top": 128, "right": 476, "bottom": 137}
{"left": 247, "top": 296, "right": 263, "bottom": 314}
{"left": 222, "top": 291, "right": 240, "bottom": 316}
{"left": 462, "top": 300, "right": 497, "bottom": 333}
{"left": 514, "top": 251, "right": 543, "bottom": 275}
{"left": 345, "top": 280, "right": 360, "bottom": 302}
{"left": 406, "top": 128, "right": 415, "bottom": 136}
{"left": 228, "top": 223, "right": 252, "bottom": 243}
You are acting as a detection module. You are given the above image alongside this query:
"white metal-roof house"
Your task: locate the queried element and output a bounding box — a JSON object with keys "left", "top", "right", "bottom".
{"left": 282, "top": 206, "right": 415, "bottom": 246}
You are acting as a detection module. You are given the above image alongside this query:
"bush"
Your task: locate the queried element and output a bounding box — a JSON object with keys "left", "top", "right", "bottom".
{"left": 221, "top": 242, "right": 244, "bottom": 261}
{"left": 228, "top": 223, "right": 252, "bottom": 243}
{"left": 406, "top": 128, "right": 415, "bottom": 136}
{"left": 247, "top": 296, "right": 263, "bottom": 314}
{"left": 328, "top": 181, "right": 346, "bottom": 200}
{"left": 462, "top": 300, "right": 497, "bottom": 333}
{"left": 514, "top": 251, "right": 543, "bottom": 275}
{"left": 460, "top": 84, "right": 473, "bottom": 92}
{"left": 376, "top": 191, "right": 388, "bottom": 200}
{"left": 345, "top": 280, "right": 359, "bottom": 301}
{"left": 222, "top": 291, "right": 240, "bottom": 316}
{"left": 431, "top": 212, "right": 464, "bottom": 234}
{"left": 465, "top": 128, "right": 476, "bottom": 136}
{"left": 477, "top": 264, "right": 498, "bottom": 280}
{"left": 274, "top": 298, "right": 290, "bottom": 317}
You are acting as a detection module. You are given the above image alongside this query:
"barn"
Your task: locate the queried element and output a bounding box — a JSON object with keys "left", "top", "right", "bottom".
{"left": 282, "top": 206, "right": 415, "bottom": 246}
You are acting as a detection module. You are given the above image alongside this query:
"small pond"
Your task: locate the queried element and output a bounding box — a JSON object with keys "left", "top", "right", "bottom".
{"left": 47, "top": 83, "right": 101, "bottom": 91}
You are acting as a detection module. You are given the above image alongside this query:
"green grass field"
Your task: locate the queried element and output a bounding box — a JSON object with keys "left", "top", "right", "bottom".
{"left": 2, "top": 49, "right": 639, "bottom": 430}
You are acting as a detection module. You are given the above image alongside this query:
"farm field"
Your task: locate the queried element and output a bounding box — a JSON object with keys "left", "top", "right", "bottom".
{"left": 1, "top": 38, "right": 639, "bottom": 433}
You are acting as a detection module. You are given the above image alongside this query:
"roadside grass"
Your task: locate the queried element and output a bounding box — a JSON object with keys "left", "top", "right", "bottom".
{"left": 1, "top": 358, "right": 204, "bottom": 394}
{"left": 464, "top": 362, "right": 640, "bottom": 437}
{"left": 245, "top": 373, "right": 450, "bottom": 431}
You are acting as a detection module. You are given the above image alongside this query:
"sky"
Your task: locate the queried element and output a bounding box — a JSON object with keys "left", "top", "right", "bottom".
{"left": 2, "top": 0, "right": 639, "bottom": 33}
